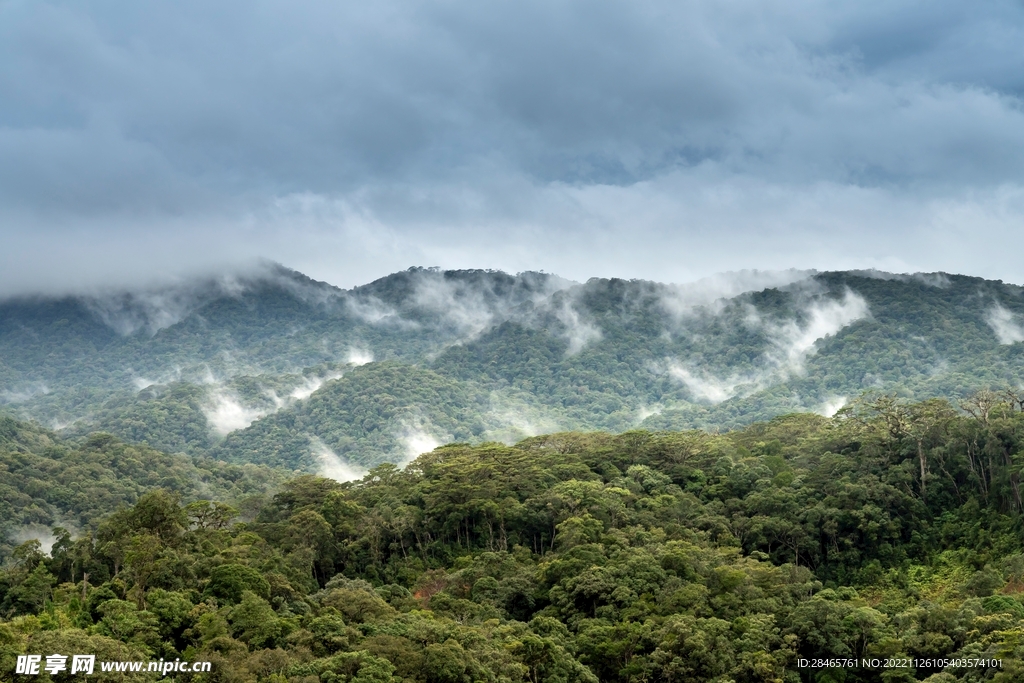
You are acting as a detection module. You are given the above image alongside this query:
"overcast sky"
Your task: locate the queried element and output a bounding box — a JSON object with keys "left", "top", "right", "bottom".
{"left": 3, "top": 0, "right": 1024, "bottom": 293}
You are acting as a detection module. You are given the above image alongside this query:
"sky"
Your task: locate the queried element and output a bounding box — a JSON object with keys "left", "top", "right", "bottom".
{"left": 3, "top": 0, "right": 1024, "bottom": 293}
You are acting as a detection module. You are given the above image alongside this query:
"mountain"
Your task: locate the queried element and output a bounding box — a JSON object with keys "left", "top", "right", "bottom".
{"left": 3, "top": 264, "right": 1024, "bottom": 470}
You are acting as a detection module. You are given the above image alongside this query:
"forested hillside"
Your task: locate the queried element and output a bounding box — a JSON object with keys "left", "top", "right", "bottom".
{"left": 5, "top": 265, "right": 1024, "bottom": 469}
{"left": 2, "top": 394, "right": 1024, "bottom": 682}
{"left": 0, "top": 416, "right": 286, "bottom": 561}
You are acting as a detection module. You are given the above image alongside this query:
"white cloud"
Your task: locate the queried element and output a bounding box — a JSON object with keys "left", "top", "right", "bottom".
{"left": 345, "top": 294, "right": 403, "bottom": 324}
{"left": 659, "top": 269, "right": 815, "bottom": 319}
{"left": 816, "top": 395, "right": 848, "bottom": 417}
{"left": 636, "top": 404, "right": 663, "bottom": 422}
{"left": 9, "top": 525, "right": 62, "bottom": 555}
{"left": 310, "top": 436, "right": 367, "bottom": 482}
{"left": 986, "top": 302, "right": 1024, "bottom": 344}
{"left": 666, "top": 364, "right": 762, "bottom": 404}
{"left": 0, "top": 382, "right": 49, "bottom": 404}
{"left": 665, "top": 288, "right": 869, "bottom": 403}
{"left": 553, "top": 298, "right": 602, "bottom": 355}
{"left": 346, "top": 347, "right": 374, "bottom": 365}
{"left": 766, "top": 288, "right": 870, "bottom": 372}
{"left": 289, "top": 372, "right": 344, "bottom": 400}
{"left": 395, "top": 418, "right": 443, "bottom": 463}
{"left": 203, "top": 388, "right": 282, "bottom": 436}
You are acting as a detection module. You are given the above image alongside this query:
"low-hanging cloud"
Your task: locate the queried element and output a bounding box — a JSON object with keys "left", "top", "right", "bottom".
{"left": 986, "top": 303, "right": 1024, "bottom": 344}
{"left": 0, "top": 382, "right": 50, "bottom": 404}
{"left": 346, "top": 347, "right": 374, "bottom": 365}
{"left": 815, "top": 396, "right": 848, "bottom": 418}
{"left": 3, "top": 2, "right": 1024, "bottom": 292}
{"left": 310, "top": 436, "right": 367, "bottom": 482}
{"left": 658, "top": 269, "right": 815, "bottom": 320}
{"left": 666, "top": 365, "right": 761, "bottom": 404}
{"left": 394, "top": 417, "right": 444, "bottom": 464}
{"left": 289, "top": 372, "right": 344, "bottom": 401}
{"left": 766, "top": 289, "right": 870, "bottom": 372}
{"left": 552, "top": 297, "right": 602, "bottom": 355}
{"left": 665, "top": 288, "right": 870, "bottom": 403}
{"left": 203, "top": 388, "right": 282, "bottom": 436}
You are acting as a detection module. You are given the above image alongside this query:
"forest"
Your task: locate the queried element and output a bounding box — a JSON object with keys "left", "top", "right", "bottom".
{"left": 3, "top": 392, "right": 1024, "bottom": 682}
{"left": 7, "top": 266, "right": 1024, "bottom": 470}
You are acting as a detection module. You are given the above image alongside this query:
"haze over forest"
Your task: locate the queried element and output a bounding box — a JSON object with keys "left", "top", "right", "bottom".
{"left": 5, "top": 0, "right": 1024, "bottom": 681}
{"left": 4, "top": 263, "right": 1024, "bottom": 475}
{"left": 5, "top": 265, "right": 1024, "bottom": 681}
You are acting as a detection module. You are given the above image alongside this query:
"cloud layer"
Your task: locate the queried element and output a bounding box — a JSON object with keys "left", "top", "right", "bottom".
{"left": 3, "top": 1, "right": 1024, "bottom": 291}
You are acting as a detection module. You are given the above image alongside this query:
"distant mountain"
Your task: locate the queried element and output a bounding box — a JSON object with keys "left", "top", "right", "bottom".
{"left": 3, "top": 264, "right": 1024, "bottom": 470}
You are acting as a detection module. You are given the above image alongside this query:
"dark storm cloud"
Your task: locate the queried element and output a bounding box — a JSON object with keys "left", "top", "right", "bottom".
{"left": 2, "top": 0, "right": 1024, "bottom": 292}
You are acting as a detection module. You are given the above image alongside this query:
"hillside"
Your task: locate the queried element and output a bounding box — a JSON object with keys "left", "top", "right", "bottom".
{"left": 0, "top": 415, "right": 287, "bottom": 560}
{"left": 4, "top": 266, "right": 1024, "bottom": 470}
{"left": 2, "top": 396, "right": 1023, "bottom": 682}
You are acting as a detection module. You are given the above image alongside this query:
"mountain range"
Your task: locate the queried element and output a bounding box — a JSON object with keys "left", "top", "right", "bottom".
{"left": 3, "top": 263, "right": 1024, "bottom": 473}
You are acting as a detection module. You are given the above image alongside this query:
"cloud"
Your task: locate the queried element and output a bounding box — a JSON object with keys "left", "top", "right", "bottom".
{"left": 0, "top": 382, "right": 49, "bottom": 404}
{"left": 636, "top": 405, "right": 662, "bottom": 422}
{"left": 411, "top": 273, "right": 502, "bottom": 337}
{"left": 552, "top": 297, "right": 602, "bottom": 355}
{"left": 203, "top": 388, "right": 282, "bottom": 436}
{"left": 9, "top": 525, "right": 63, "bottom": 555}
{"left": 395, "top": 418, "right": 443, "bottom": 463}
{"left": 986, "top": 302, "right": 1024, "bottom": 344}
{"left": 484, "top": 391, "right": 562, "bottom": 443}
{"left": 658, "top": 269, "right": 815, "bottom": 319}
{"left": 666, "top": 365, "right": 762, "bottom": 404}
{"left": 766, "top": 288, "right": 870, "bottom": 372}
{"left": 665, "top": 288, "right": 869, "bottom": 403}
{"left": 345, "top": 294, "right": 404, "bottom": 325}
{"left": 310, "top": 436, "right": 367, "bottom": 482}
{"left": 3, "top": 2, "right": 1024, "bottom": 291}
{"left": 816, "top": 395, "right": 848, "bottom": 417}
{"left": 346, "top": 348, "right": 374, "bottom": 365}
{"left": 847, "top": 269, "right": 951, "bottom": 288}
{"left": 289, "top": 372, "right": 344, "bottom": 400}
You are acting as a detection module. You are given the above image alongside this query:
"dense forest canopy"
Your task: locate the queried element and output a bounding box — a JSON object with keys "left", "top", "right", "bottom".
{"left": 4, "top": 267, "right": 1024, "bottom": 468}
{"left": 3, "top": 392, "right": 1024, "bottom": 682}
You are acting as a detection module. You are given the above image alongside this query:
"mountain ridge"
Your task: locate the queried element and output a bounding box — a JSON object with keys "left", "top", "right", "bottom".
{"left": 3, "top": 265, "right": 1024, "bottom": 471}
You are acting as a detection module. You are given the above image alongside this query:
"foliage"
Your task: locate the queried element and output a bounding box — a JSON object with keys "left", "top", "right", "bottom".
{"left": 4, "top": 397, "right": 1024, "bottom": 681}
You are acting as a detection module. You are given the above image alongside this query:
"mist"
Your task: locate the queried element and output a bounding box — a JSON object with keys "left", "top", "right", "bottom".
{"left": 986, "top": 303, "right": 1024, "bottom": 344}
{"left": 311, "top": 437, "right": 367, "bottom": 483}
{"left": 665, "top": 288, "right": 870, "bottom": 404}
{"left": 203, "top": 388, "right": 282, "bottom": 436}
{"left": 3, "top": 1, "right": 1024, "bottom": 292}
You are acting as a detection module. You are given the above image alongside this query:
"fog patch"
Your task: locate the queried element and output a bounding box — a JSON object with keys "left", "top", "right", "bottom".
{"left": 816, "top": 396, "right": 848, "bottom": 417}
{"left": 659, "top": 269, "right": 815, "bottom": 320}
{"left": 413, "top": 274, "right": 497, "bottom": 337}
{"left": 395, "top": 417, "right": 445, "bottom": 464}
{"left": 848, "top": 270, "right": 951, "bottom": 288}
{"left": 664, "top": 289, "right": 869, "bottom": 403}
{"left": 553, "top": 299, "right": 602, "bottom": 354}
{"left": 290, "top": 372, "right": 344, "bottom": 400}
{"left": 133, "top": 367, "right": 183, "bottom": 391}
{"left": 0, "top": 382, "right": 49, "bottom": 404}
{"left": 637, "top": 405, "right": 663, "bottom": 422}
{"left": 485, "top": 392, "right": 561, "bottom": 444}
{"left": 203, "top": 388, "right": 282, "bottom": 436}
{"left": 346, "top": 348, "right": 374, "bottom": 365}
{"left": 766, "top": 289, "right": 870, "bottom": 373}
{"left": 310, "top": 436, "right": 367, "bottom": 483}
{"left": 986, "top": 303, "right": 1024, "bottom": 344}
{"left": 345, "top": 294, "right": 405, "bottom": 324}
{"left": 79, "top": 262, "right": 342, "bottom": 336}
{"left": 667, "top": 364, "right": 761, "bottom": 404}
{"left": 9, "top": 525, "right": 61, "bottom": 555}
